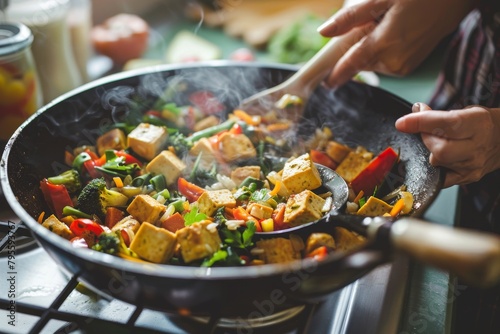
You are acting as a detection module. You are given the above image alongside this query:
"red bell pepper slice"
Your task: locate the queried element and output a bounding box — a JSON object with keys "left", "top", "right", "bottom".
{"left": 310, "top": 149, "right": 338, "bottom": 170}
{"left": 350, "top": 147, "right": 399, "bottom": 196}
{"left": 188, "top": 91, "right": 225, "bottom": 115}
{"left": 177, "top": 177, "right": 205, "bottom": 202}
{"left": 94, "top": 150, "right": 143, "bottom": 167}
{"left": 229, "top": 123, "right": 243, "bottom": 135}
{"left": 83, "top": 159, "right": 102, "bottom": 179}
{"left": 306, "top": 246, "right": 328, "bottom": 260}
{"left": 271, "top": 203, "right": 287, "bottom": 231}
{"left": 70, "top": 218, "right": 105, "bottom": 247}
{"left": 40, "top": 179, "right": 74, "bottom": 219}
{"left": 232, "top": 207, "right": 262, "bottom": 232}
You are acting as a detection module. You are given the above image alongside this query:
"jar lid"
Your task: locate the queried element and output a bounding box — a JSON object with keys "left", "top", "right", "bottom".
{"left": 0, "top": 22, "right": 33, "bottom": 56}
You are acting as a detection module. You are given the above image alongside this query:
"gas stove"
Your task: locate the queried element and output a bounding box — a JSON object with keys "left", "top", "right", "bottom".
{"left": 0, "top": 193, "right": 409, "bottom": 334}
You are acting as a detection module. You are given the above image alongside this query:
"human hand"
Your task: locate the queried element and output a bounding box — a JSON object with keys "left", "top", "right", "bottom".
{"left": 395, "top": 103, "right": 500, "bottom": 187}
{"left": 317, "top": 0, "right": 475, "bottom": 87}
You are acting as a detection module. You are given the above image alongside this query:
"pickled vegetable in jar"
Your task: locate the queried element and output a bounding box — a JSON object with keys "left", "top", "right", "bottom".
{"left": 0, "top": 22, "right": 42, "bottom": 142}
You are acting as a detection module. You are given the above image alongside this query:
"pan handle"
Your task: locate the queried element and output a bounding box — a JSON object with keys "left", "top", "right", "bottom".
{"left": 369, "top": 217, "right": 500, "bottom": 288}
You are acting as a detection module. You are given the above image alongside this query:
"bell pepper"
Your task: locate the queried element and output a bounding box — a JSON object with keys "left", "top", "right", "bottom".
{"left": 177, "top": 177, "right": 205, "bottom": 202}
{"left": 271, "top": 203, "right": 286, "bottom": 230}
{"left": 232, "top": 206, "right": 262, "bottom": 232}
{"left": 70, "top": 218, "right": 105, "bottom": 247}
{"left": 350, "top": 147, "right": 399, "bottom": 196}
{"left": 188, "top": 90, "right": 225, "bottom": 115}
{"left": 306, "top": 246, "right": 328, "bottom": 260}
{"left": 94, "top": 150, "right": 143, "bottom": 167}
{"left": 40, "top": 178, "right": 74, "bottom": 219}
{"left": 310, "top": 149, "right": 338, "bottom": 170}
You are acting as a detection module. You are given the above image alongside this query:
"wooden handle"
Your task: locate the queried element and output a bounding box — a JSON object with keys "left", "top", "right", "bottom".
{"left": 283, "top": 23, "right": 374, "bottom": 97}
{"left": 390, "top": 218, "right": 500, "bottom": 288}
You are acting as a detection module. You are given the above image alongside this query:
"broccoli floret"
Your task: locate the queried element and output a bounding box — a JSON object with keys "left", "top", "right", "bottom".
{"left": 47, "top": 169, "right": 82, "bottom": 194}
{"left": 77, "top": 178, "right": 128, "bottom": 220}
{"left": 166, "top": 132, "right": 193, "bottom": 156}
{"left": 92, "top": 232, "right": 120, "bottom": 255}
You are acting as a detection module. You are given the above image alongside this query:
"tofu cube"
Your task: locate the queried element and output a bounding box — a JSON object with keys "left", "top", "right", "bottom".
{"left": 176, "top": 221, "right": 222, "bottom": 263}
{"left": 230, "top": 166, "right": 261, "bottom": 186}
{"left": 42, "top": 214, "right": 75, "bottom": 240}
{"left": 333, "top": 227, "right": 366, "bottom": 252}
{"left": 127, "top": 123, "right": 168, "bottom": 160}
{"left": 189, "top": 137, "right": 216, "bottom": 167}
{"left": 335, "top": 147, "right": 373, "bottom": 182}
{"left": 356, "top": 196, "right": 392, "bottom": 216}
{"left": 146, "top": 150, "right": 186, "bottom": 186}
{"left": 284, "top": 190, "right": 326, "bottom": 227}
{"left": 193, "top": 115, "right": 220, "bottom": 132}
{"left": 127, "top": 194, "right": 166, "bottom": 224}
{"left": 111, "top": 215, "right": 140, "bottom": 234}
{"left": 255, "top": 238, "right": 300, "bottom": 264}
{"left": 195, "top": 189, "right": 236, "bottom": 216}
{"left": 96, "top": 128, "right": 127, "bottom": 156}
{"left": 219, "top": 133, "right": 257, "bottom": 162}
{"left": 281, "top": 153, "right": 322, "bottom": 193}
{"left": 247, "top": 202, "right": 273, "bottom": 220}
{"left": 129, "top": 222, "right": 177, "bottom": 263}
{"left": 325, "top": 140, "right": 351, "bottom": 164}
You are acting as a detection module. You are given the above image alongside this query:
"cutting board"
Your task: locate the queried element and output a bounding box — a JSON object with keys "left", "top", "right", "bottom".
{"left": 185, "top": 0, "right": 344, "bottom": 48}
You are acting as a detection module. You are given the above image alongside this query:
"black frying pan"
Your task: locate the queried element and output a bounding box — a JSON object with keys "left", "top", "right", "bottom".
{"left": 2, "top": 62, "right": 498, "bottom": 317}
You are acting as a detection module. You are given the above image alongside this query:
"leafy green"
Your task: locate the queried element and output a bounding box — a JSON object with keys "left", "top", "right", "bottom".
{"left": 220, "top": 222, "right": 256, "bottom": 249}
{"left": 184, "top": 206, "right": 207, "bottom": 226}
{"left": 268, "top": 13, "right": 331, "bottom": 64}
{"left": 201, "top": 249, "right": 228, "bottom": 267}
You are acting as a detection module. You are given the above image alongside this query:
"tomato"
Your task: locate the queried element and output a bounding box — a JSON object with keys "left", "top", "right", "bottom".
{"left": 229, "top": 48, "right": 255, "bottom": 62}
{"left": 310, "top": 149, "right": 338, "bottom": 170}
{"left": 177, "top": 177, "right": 205, "bottom": 202}
{"left": 91, "top": 14, "right": 150, "bottom": 65}
{"left": 70, "top": 218, "right": 105, "bottom": 247}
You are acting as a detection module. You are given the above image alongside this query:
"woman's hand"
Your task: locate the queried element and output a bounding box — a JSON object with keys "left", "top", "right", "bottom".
{"left": 318, "top": 0, "right": 475, "bottom": 87}
{"left": 395, "top": 103, "right": 500, "bottom": 187}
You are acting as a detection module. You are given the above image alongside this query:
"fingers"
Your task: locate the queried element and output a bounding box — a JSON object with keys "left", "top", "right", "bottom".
{"left": 411, "top": 102, "right": 431, "bottom": 112}
{"left": 317, "top": 1, "right": 389, "bottom": 37}
{"left": 324, "top": 22, "right": 378, "bottom": 87}
{"left": 395, "top": 108, "right": 482, "bottom": 139}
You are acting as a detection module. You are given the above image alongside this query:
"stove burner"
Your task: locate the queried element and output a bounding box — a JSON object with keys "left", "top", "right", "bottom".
{"left": 0, "top": 195, "right": 38, "bottom": 255}
{"left": 190, "top": 305, "right": 306, "bottom": 329}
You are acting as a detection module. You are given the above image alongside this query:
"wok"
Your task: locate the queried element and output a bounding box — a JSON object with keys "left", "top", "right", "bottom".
{"left": 1, "top": 62, "right": 494, "bottom": 317}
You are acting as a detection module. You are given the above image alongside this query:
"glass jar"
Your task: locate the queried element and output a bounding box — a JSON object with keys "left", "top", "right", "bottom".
{"left": 0, "top": 22, "right": 43, "bottom": 142}
{"left": 6, "top": 0, "right": 83, "bottom": 104}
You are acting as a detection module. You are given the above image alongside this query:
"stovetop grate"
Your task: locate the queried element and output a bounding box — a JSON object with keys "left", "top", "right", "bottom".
{"left": 0, "top": 220, "right": 320, "bottom": 334}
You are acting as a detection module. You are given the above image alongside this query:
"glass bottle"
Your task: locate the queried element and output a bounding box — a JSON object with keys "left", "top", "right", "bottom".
{"left": 0, "top": 22, "right": 43, "bottom": 142}
{"left": 67, "top": 0, "right": 92, "bottom": 83}
{"left": 6, "top": 0, "right": 83, "bottom": 104}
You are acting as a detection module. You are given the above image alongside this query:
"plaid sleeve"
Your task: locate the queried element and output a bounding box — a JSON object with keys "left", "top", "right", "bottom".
{"left": 429, "top": 8, "right": 500, "bottom": 110}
